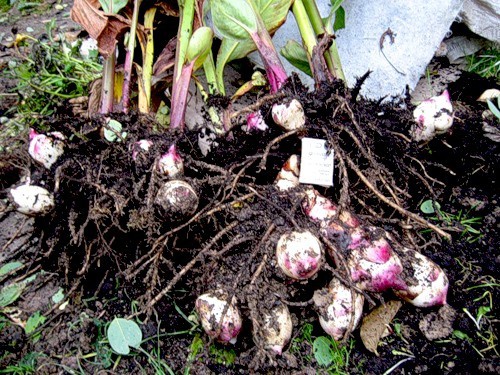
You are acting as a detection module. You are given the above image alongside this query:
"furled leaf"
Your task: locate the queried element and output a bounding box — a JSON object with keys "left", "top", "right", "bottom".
{"left": 107, "top": 317, "right": 143, "bottom": 355}
{"left": 0, "top": 262, "right": 23, "bottom": 277}
{"left": 360, "top": 300, "right": 402, "bottom": 356}
{"left": 186, "top": 26, "right": 214, "bottom": 70}
{"left": 99, "top": 0, "right": 128, "bottom": 14}
{"left": 215, "top": 0, "right": 293, "bottom": 92}
{"left": 487, "top": 98, "right": 500, "bottom": 119}
{"left": 211, "top": 0, "right": 257, "bottom": 41}
{"left": 280, "top": 40, "right": 312, "bottom": 76}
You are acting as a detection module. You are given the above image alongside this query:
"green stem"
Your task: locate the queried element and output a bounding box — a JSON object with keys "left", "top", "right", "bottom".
{"left": 173, "top": 0, "right": 195, "bottom": 84}
{"left": 301, "top": 0, "right": 345, "bottom": 81}
{"left": 291, "top": 0, "right": 317, "bottom": 59}
{"left": 139, "top": 7, "right": 157, "bottom": 113}
{"left": 202, "top": 50, "right": 220, "bottom": 95}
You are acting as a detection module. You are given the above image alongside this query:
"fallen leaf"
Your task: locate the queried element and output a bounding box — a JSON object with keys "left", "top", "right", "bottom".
{"left": 360, "top": 300, "right": 402, "bottom": 356}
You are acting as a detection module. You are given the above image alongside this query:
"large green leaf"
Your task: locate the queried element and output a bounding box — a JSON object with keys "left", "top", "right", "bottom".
{"left": 280, "top": 40, "right": 312, "bottom": 76}
{"left": 211, "top": 0, "right": 257, "bottom": 41}
{"left": 107, "top": 317, "right": 143, "bottom": 355}
{"left": 215, "top": 0, "right": 293, "bottom": 93}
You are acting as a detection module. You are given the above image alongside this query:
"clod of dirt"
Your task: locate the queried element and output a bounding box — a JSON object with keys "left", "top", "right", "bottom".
{"left": 418, "top": 304, "right": 457, "bottom": 340}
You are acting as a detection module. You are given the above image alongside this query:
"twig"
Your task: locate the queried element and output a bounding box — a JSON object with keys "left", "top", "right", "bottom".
{"left": 344, "top": 153, "right": 451, "bottom": 240}
{"left": 259, "top": 130, "right": 299, "bottom": 170}
{"left": 144, "top": 221, "right": 239, "bottom": 311}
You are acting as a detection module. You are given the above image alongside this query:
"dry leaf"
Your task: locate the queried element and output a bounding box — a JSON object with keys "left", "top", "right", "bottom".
{"left": 360, "top": 300, "right": 402, "bottom": 356}
{"left": 70, "top": 0, "right": 130, "bottom": 58}
{"left": 153, "top": 36, "right": 177, "bottom": 77}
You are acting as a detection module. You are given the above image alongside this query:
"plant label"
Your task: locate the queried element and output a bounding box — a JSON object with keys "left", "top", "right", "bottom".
{"left": 299, "top": 138, "right": 334, "bottom": 187}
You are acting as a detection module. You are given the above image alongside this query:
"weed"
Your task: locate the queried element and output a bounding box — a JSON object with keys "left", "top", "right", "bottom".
{"left": 289, "top": 322, "right": 359, "bottom": 373}
{"left": 466, "top": 47, "right": 500, "bottom": 79}
{"left": 289, "top": 322, "right": 314, "bottom": 361}
{"left": 313, "top": 335, "right": 355, "bottom": 374}
{"left": 209, "top": 344, "right": 236, "bottom": 367}
{"left": 184, "top": 334, "right": 204, "bottom": 375}
{"left": 0, "top": 352, "right": 44, "bottom": 375}
{"left": 420, "top": 200, "right": 483, "bottom": 242}
{"left": 3, "top": 19, "right": 101, "bottom": 128}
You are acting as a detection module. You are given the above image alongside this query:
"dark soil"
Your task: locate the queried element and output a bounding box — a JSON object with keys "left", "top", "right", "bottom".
{"left": 1, "top": 2, "right": 499, "bottom": 375}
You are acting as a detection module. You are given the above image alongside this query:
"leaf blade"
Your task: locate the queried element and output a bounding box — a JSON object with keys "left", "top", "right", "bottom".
{"left": 107, "top": 317, "right": 143, "bottom": 355}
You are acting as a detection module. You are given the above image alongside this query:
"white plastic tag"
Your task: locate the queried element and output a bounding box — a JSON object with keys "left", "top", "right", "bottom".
{"left": 299, "top": 138, "right": 334, "bottom": 187}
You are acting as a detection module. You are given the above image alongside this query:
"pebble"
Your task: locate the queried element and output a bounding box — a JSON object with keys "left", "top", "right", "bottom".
{"left": 26, "top": 27, "right": 34, "bottom": 33}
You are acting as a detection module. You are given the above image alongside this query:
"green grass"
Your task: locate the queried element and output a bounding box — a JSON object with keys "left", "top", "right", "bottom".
{"left": 466, "top": 47, "right": 500, "bottom": 79}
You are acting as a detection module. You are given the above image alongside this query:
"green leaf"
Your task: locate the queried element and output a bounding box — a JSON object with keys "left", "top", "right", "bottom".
{"left": 25, "top": 311, "right": 46, "bottom": 335}
{"left": 99, "top": 0, "right": 128, "bottom": 14}
{"left": 487, "top": 98, "right": 500, "bottom": 119}
{"left": 104, "top": 119, "right": 126, "bottom": 142}
{"left": 420, "top": 199, "right": 440, "bottom": 214}
{"left": 0, "top": 262, "right": 23, "bottom": 277}
{"left": 0, "top": 283, "right": 24, "bottom": 308}
{"left": 107, "top": 317, "right": 142, "bottom": 355}
{"left": 215, "top": 0, "right": 293, "bottom": 92}
{"left": 330, "top": 0, "right": 344, "bottom": 13}
{"left": 51, "top": 288, "right": 65, "bottom": 304}
{"left": 211, "top": 0, "right": 257, "bottom": 41}
{"left": 280, "top": 40, "right": 312, "bottom": 76}
{"left": 333, "top": 6, "right": 345, "bottom": 31}
{"left": 313, "top": 336, "right": 334, "bottom": 367}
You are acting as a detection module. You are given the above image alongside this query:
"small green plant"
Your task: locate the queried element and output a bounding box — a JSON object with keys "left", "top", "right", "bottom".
{"left": 289, "top": 322, "right": 314, "bottom": 360}
{"left": 105, "top": 317, "right": 175, "bottom": 374}
{"left": 466, "top": 47, "right": 500, "bottom": 79}
{"left": 420, "top": 200, "right": 483, "bottom": 242}
{"left": 209, "top": 344, "right": 236, "bottom": 367}
{"left": 289, "top": 323, "right": 358, "bottom": 373}
{"left": 24, "top": 311, "right": 46, "bottom": 343}
{"left": 5, "top": 20, "right": 101, "bottom": 127}
{"left": 0, "top": 352, "right": 44, "bottom": 375}
{"left": 313, "top": 335, "right": 354, "bottom": 374}
{"left": 184, "top": 334, "right": 204, "bottom": 375}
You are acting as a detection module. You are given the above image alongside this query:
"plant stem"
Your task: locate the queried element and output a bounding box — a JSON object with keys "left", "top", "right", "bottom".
{"left": 170, "top": 0, "right": 195, "bottom": 130}
{"left": 101, "top": 50, "right": 116, "bottom": 114}
{"left": 291, "top": 0, "right": 317, "bottom": 64}
{"left": 123, "top": 0, "right": 142, "bottom": 113}
{"left": 301, "top": 0, "right": 345, "bottom": 80}
{"left": 203, "top": 50, "right": 220, "bottom": 95}
{"left": 138, "top": 6, "right": 157, "bottom": 113}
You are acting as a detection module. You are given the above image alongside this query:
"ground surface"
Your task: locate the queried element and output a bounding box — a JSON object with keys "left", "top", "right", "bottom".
{"left": 0, "top": 1, "right": 499, "bottom": 375}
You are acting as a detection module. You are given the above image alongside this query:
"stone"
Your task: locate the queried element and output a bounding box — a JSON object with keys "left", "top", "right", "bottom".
{"left": 460, "top": 0, "right": 500, "bottom": 43}
{"left": 258, "top": 0, "right": 465, "bottom": 100}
